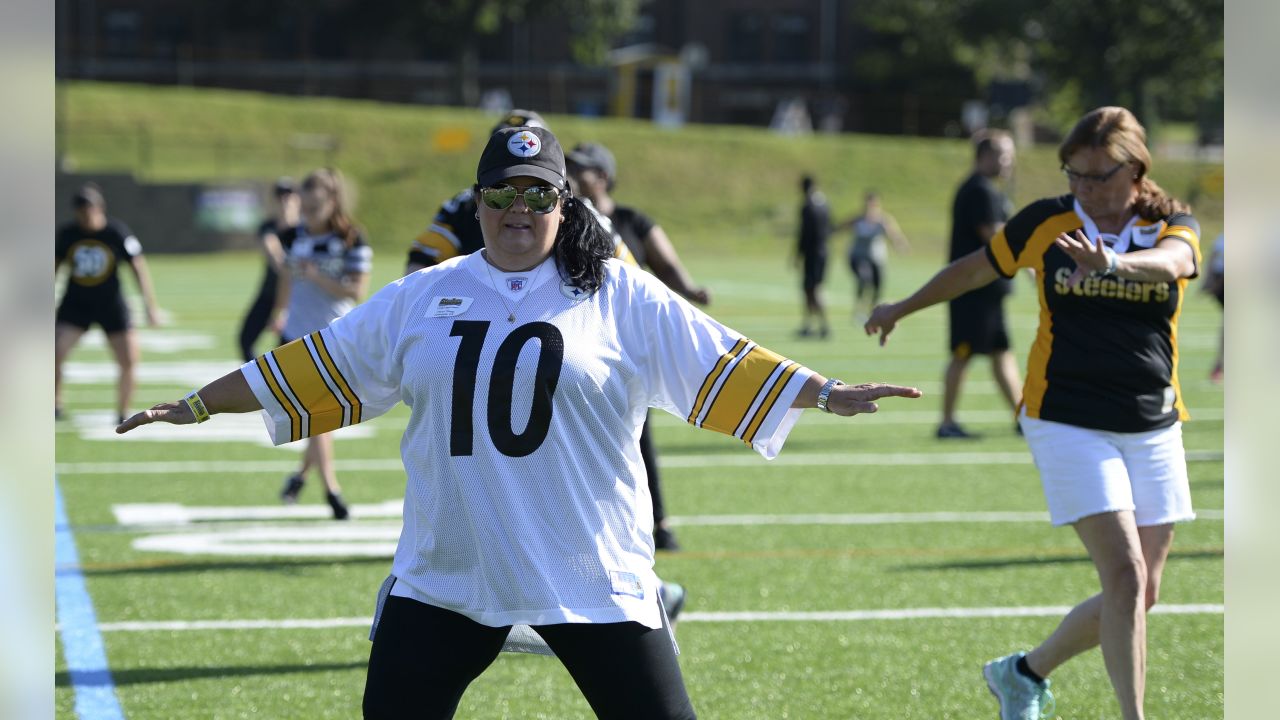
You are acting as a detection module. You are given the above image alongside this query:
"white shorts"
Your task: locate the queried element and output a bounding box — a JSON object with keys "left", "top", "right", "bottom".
{"left": 1018, "top": 409, "right": 1195, "bottom": 527}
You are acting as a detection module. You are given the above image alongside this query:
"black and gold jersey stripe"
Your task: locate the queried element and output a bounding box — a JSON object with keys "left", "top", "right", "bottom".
{"left": 255, "top": 330, "right": 364, "bottom": 442}
{"left": 687, "top": 339, "right": 798, "bottom": 446}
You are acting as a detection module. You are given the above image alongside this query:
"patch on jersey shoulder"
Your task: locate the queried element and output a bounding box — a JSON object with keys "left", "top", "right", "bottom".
{"left": 428, "top": 296, "right": 474, "bottom": 318}
{"left": 609, "top": 570, "right": 645, "bottom": 599}
{"left": 560, "top": 282, "right": 589, "bottom": 302}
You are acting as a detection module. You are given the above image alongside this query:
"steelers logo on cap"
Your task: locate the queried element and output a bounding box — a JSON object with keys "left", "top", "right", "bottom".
{"left": 507, "top": 131, "right": 541, "bottom": 158}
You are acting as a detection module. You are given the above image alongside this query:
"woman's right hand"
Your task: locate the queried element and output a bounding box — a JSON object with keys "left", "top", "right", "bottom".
{"left": 116, "top": 400, "right": 199, "bottom": 434}
{"left": 864, "top": 303, "right": 901, "bottom": 346}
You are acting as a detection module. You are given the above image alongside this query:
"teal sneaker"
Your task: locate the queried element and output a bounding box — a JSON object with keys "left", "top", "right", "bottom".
{"left": 983, "top": 652, "right": 1055, "bottom": 719}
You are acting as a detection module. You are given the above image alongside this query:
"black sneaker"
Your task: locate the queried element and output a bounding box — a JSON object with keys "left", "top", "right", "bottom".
{"left": 659, "top": 582, "right": 687, "bottom": 622}
{"left": 936, "top": 422, "right": 980, "bottom": 439}
{"left": 280, "top": 474, "right": 305, "bottom": 504}
{"left": 326, "top": 491, "right": 350, "bottom": 520}
{"left": 654, "top": 525, "right": 681, "bottom": 552}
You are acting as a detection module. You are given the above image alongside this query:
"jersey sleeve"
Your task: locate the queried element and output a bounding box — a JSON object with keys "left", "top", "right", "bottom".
{"left": 406, "top": 191, "right": 470, "bottom": 268}
{"left": 985, "top": 197, "right": 1067, "bottom": 278}
{"left": 632, "top": 272, "right": 814, "bottom": 459}
{"left": 240, "top": 278, "right": 412, "bottom": 444}
{"left": 1160, "top": 212, "right": 1201, "bottom": 278}
{"left": 344, "top": 234, "right": 374, "bottom": 274}
{"left": 112, "top": 221, "right": 143, "bottom": 258}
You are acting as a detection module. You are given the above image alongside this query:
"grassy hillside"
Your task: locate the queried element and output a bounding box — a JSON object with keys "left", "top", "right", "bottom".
{"left": 59, "top": 82, "right": 1224, "bottom": 262}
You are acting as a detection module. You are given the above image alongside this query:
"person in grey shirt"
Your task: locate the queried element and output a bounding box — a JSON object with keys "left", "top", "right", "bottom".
{"left": 271, "top": 168, "right": 373, "bottom": 518}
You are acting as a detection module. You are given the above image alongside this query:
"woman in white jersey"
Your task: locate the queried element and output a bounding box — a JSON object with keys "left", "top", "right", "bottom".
{"left": 270, "top": 168, "right": 372, "bottom": 519}
{"left": 117, "top": 126, "right": 920, "bottom": 719}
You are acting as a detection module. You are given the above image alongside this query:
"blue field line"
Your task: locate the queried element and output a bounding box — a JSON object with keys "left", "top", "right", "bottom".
{"left": 56, "top": 479, "right": 126, "bottom": 720}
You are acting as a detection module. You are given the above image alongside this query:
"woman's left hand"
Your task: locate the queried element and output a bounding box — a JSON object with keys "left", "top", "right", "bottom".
{"left": 826, "top": 382, "right": 922, "bottom": 416}
{"left": 1054, "top": 230, "right": 1110, "bottom": 286}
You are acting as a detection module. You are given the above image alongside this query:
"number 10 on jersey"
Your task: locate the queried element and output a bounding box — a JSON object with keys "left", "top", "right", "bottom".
{"left": 449, "top": 320, "right": 565, "bottom": 458}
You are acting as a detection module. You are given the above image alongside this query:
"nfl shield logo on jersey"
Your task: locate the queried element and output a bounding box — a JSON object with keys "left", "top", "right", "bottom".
{"left": 507, "top": 277, "right": 526, "bottom": 292}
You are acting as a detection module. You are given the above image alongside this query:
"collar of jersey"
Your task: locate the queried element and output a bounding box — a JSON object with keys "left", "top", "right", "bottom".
{"left": 465, "top": 252, "right": 558, "bottom": 298}
{"left": 1072, "top": 198, "right": 1142, "bottom": 253}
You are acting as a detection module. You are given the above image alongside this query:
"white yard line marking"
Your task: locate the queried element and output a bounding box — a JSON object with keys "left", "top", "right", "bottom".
{"left": 64, "top": 360, "right": 242, "bottom": 386}
{"left": 113, "top": 500, "right": 405, "bottom": 525}
{"left": 108, "top": 507, "right": 1222, "bottom": 557}
{"left": 66, "top": 410, "right": 375, "bottom": 445}
{"left": 61, "top": 448, "right": 1223, "bottom": 476}
{"left": 84, "top": 603, "right": 1224, "bottom": 633}
{"left": 79, "top": 331, "right": 216, "bottom": 354}
{"left": 111, "top": 505, "right": 1223, "bottom": 529}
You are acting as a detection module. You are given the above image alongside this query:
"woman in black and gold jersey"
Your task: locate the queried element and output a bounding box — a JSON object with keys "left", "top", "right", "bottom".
{"left": 55, "top": 184, "right": 161, "bottom": 424}
{"left": 866, "top": 107, "right": 1200, "bottom": 720}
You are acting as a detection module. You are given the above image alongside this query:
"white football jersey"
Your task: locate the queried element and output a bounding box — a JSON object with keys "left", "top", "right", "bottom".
{"left": 241, "top": 252, "right": 813, "bottom": 629}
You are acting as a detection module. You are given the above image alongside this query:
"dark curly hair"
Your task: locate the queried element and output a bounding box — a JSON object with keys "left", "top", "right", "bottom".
{"left": 551, "top": 195, "right": 614, "bottom": 294}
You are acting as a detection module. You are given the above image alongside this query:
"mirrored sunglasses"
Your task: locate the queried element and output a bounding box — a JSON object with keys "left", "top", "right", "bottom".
{"left": 479, "top": 184, "right": 561, "bottom": 214}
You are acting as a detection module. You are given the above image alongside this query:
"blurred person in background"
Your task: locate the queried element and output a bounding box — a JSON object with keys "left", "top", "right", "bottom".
{"left": 835, "top": 190, "right": 910, "bottom": 322}
{"left": 55, "top": 183, "right": 161, "bottom": 425}
{"left": 795, "top": 174, "right": 832, "bottom": 339}
{"left": 867, "top": 106, "right": 1202, "bottom": 720}
{"left": 271, "top": 168, "right": 372, "bottom": 520}
{"left": 118, "top": 126, "right": 921, "bottom": 719}
{"left": 567, "top": 140, "right": 711, "bottom": 552}
{"left": 238, "top": 177, "right": 299, "bottom": 361}
{"left": 1202, "top": 233, "right": 1224, "bottom": 381}
{"left": 937, "top": 130, "right": 1023, "bottom": 439}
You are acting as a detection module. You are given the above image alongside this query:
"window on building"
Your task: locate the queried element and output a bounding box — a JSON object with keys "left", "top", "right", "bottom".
{"left": 726, "top": 14, "right": 764, "bottom": 64}
{"left": 103, "top": 10, "right": 141, "bottom": 58}
{"left": 773, "top": 13, "right": 811, "bottom": 63}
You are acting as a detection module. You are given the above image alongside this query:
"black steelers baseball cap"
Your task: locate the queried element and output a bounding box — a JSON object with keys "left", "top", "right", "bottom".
{"left": 477, "top": 126, "right": 567, "bottom": 191}
{"left": 491, "top": 108, "right": 546, "bottom": 135}
{"left": 72, "top": 183, "right": 105, "bottom": 208}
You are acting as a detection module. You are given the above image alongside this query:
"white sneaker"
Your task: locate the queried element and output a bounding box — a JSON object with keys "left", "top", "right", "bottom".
{"left": 983, "top": 652, "right": 1055, "bottom": 719}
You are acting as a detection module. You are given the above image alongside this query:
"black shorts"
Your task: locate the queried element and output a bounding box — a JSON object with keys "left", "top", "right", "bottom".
{"left": 364, "top": 594, "right": 696, "bottom": 720}
{"left": 802, "top": 255, "right": 827, "bottom": 291}
{"left": 849, "top": 256, "right": 883, "bottom": 297}
{"left": 57, "top": 295, "right": 131, "bottom": 334}
{"left": 948, "top": 296, "right": 1010, "bottom": 356}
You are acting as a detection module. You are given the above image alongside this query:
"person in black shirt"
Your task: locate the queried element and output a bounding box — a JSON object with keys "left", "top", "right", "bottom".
{"left": 55, "top": 184, "right": 161, "bottom": 424}
{"left": 795, "top": 175, "right": 831, "bottom": 339}
{"left": 567, "top": 141, "right": 711, "bottom": 551}
{"left": 867, "top": 107, "right": 1201, "bottom": 720}
{"left": 937, "top": 131, "right": 1023, "bottom": 438}
{"left": 237, "top": 178, "right": 299, "bottom": 361}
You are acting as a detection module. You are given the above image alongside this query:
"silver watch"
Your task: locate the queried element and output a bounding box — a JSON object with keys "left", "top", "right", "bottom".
{"left": 816, "top": 378, "right": 843, "bottom": 413}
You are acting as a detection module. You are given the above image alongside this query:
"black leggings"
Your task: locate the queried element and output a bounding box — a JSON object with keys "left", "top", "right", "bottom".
{"left": 238, "top": 270, "right": 277, "bottom": 362}
{"left": 363, "top": 596, "right": 696, "bottom": 720}
{"left": 639, "top": 412, "right": 667, "bottom": 524}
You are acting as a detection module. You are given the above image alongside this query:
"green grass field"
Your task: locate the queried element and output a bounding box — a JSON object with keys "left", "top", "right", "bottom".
{"left": 55, "top": 249, "right": 1224, "bottom": 719}
{"left": 56, "top": 83, "right": 1223, "bottom": 718}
